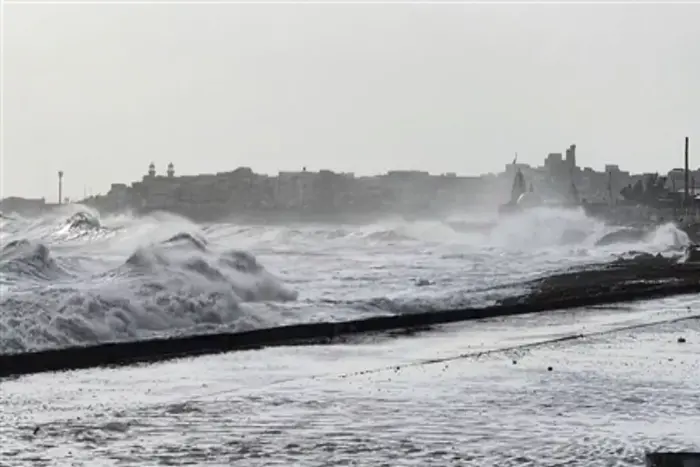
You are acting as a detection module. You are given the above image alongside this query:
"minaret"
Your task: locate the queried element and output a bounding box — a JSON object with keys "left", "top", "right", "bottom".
{"left": 148, "top": 162, "right": 156, "bottom": 177}
{"left": 58, "top": 171, "right": 64, "bottom": 205}
{"left": 167, "top": 162, "right": 175, "bottom": 178}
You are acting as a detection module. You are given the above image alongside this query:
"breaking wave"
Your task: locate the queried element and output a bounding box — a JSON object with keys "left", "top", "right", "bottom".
{"left": 1, "top": 239, "right": 70, "bottom": 282}
{"left": 0, "top": 205, "right": 690, "bottom": 353}
{"left": 0, "top": 209, "right": 298, "bottom": 353}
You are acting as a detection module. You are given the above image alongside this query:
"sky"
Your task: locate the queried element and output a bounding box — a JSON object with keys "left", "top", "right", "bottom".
{"left": 2, "top": 1, "right": 699, "bottom": 201}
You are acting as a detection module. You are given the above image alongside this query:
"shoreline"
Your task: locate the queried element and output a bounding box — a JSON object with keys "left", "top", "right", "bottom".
{"left": 2, "top": 254, "right": 699, "bottom": 378}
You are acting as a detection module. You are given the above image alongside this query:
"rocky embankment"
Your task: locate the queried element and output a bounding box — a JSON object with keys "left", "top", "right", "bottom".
{"left": 500, "top": 247, "right": 700, "bottom": 308}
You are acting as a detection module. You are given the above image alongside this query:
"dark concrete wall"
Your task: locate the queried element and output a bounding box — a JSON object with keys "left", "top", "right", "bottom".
{"left": 2, "top": 272, "right": 700, "bottom": 379}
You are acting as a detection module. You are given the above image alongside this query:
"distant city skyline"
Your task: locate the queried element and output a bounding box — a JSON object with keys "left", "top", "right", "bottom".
{"left": 4, "top": 149, "right": 696, "bottom": 203}
{"left": 3, "top": 2, "right": 699, "bottom": 200}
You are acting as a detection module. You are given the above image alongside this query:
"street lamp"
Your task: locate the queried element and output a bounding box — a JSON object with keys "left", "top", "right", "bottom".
{"left": 58, "top": 171, "right": 64, "bottom": 205}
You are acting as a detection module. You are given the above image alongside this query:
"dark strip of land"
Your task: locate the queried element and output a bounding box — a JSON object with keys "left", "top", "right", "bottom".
{"left": 646, "top": 452, "right": 700, "bottom": 467}
{"left": 2, "top": 254, "right": 699, "bottom": 379}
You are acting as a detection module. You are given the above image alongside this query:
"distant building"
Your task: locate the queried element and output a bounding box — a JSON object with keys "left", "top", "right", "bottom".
{"left": 77, "top": 143, "right": 669, "bottom": 221}
{"left": 565, "top": 144, "right": 577, "bottom": 168}
{"left": 0, "top": 197, "right": 47, "bottom": 215}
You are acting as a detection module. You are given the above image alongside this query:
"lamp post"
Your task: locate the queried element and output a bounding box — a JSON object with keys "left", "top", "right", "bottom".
{"left": 58, "top": 171, "right": 64, "bottom": 205}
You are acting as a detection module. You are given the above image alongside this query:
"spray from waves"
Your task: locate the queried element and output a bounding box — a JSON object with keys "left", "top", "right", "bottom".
{"left": 0, "top": 205, "right": 108, "bottom": 245}
{"left": 0, "top": 239, "right": 72, "bottom": 283}
{"left": 214, "top": 206, "right": 690, "bottom": 255}
{"left": 442, "top": 208, "right": 691, "bottom": 279}
{"left": 409, "top": 207, "right": 689, "bottom": 255}
{"left": 0, "top": 206, "right": 693, "bottom": 354}
{"left": 123, "top": 231, "right": 297, "bottom": 303}
{"left": 200, "top": 208, "right": 600, "bottom": 250}
{"left": 0, "top": 212, "right": 299, "bottom": 354}
{"left": 200, "top": 207, "right": 695, "bottom": 327}
{"left": 643, "top": 222, "right": 690, "bottom": 250}
{"left": 290, "top": 207, "right": 692, "bottom": 317}
{"left": 481, "top": 207, "right": 604, "bottom": 250}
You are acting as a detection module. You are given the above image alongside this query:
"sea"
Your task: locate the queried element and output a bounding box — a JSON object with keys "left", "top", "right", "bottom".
{"left": 1, "top": 204, "right": 699, "bottom": 466}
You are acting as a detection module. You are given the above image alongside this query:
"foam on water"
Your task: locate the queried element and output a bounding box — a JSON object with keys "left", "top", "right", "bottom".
{"left": 3, "top": 297, "right": 699, "bottom": 466}
{"left": 0, "top": 205, "right": 690, "bottom": 353}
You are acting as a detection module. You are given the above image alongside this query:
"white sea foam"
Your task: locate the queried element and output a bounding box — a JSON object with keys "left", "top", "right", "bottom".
{"left": 0, "top": 206, "right": 690, "bottom": 353}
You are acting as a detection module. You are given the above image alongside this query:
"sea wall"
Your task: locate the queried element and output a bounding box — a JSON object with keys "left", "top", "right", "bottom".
{"left": 2, "top": 257, "right": 700, "bottom": 379}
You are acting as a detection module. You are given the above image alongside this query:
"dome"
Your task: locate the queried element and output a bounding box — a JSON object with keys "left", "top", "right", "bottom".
{"left": 516, "top": 192, "right": 542, "bottom": 208}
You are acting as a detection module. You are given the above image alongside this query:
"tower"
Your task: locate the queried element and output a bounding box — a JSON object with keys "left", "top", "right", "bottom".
{"left": 58, "top": 171, "right": 64, "bottom": 205}
{"left": 167, "top": 162, "right": 175, "bottom": 178}
{"left": 565, "top": 144, "right": 576, "bottom": 169}
{"left": 148, "top": 162, "right": 156, "bottom": 177}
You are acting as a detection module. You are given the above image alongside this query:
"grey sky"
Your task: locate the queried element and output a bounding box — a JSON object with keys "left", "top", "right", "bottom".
{"left": 3, "top": 2, "right": 699, "bottom": 201}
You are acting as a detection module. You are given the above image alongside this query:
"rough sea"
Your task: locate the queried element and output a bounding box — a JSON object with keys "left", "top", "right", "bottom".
{"left": 1, "top": 204, "right": 699, "bottom": 466}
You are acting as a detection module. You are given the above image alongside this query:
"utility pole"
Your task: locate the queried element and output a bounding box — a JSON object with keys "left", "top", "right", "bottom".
{"left": 58, "top": 171, "right": 64, "bottom": 205}
{"left": 684, "top": 137, "right": 689, "bottom": 206}
{"left": 684, "top": 136, "right": 695, "bottom": 215}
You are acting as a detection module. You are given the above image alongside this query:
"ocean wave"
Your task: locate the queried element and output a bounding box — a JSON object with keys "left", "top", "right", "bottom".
{"left": 0, "top": 239, "right": 71, "bottom": 282}
{"left": 0, "top": 206, "right": 691, "bottom": 353}
{"left": 0, "top": 211, "right": 299, "bottom": 353}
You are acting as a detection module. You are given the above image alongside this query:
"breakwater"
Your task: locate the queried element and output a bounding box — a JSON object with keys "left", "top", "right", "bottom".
{"left": 2, "top": 255, "right": 700, "bottom": 379}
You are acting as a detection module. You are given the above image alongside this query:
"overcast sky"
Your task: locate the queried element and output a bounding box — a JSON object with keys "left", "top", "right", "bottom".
{"left": 3, "top": 2, "right": 699, "bottom": 201}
